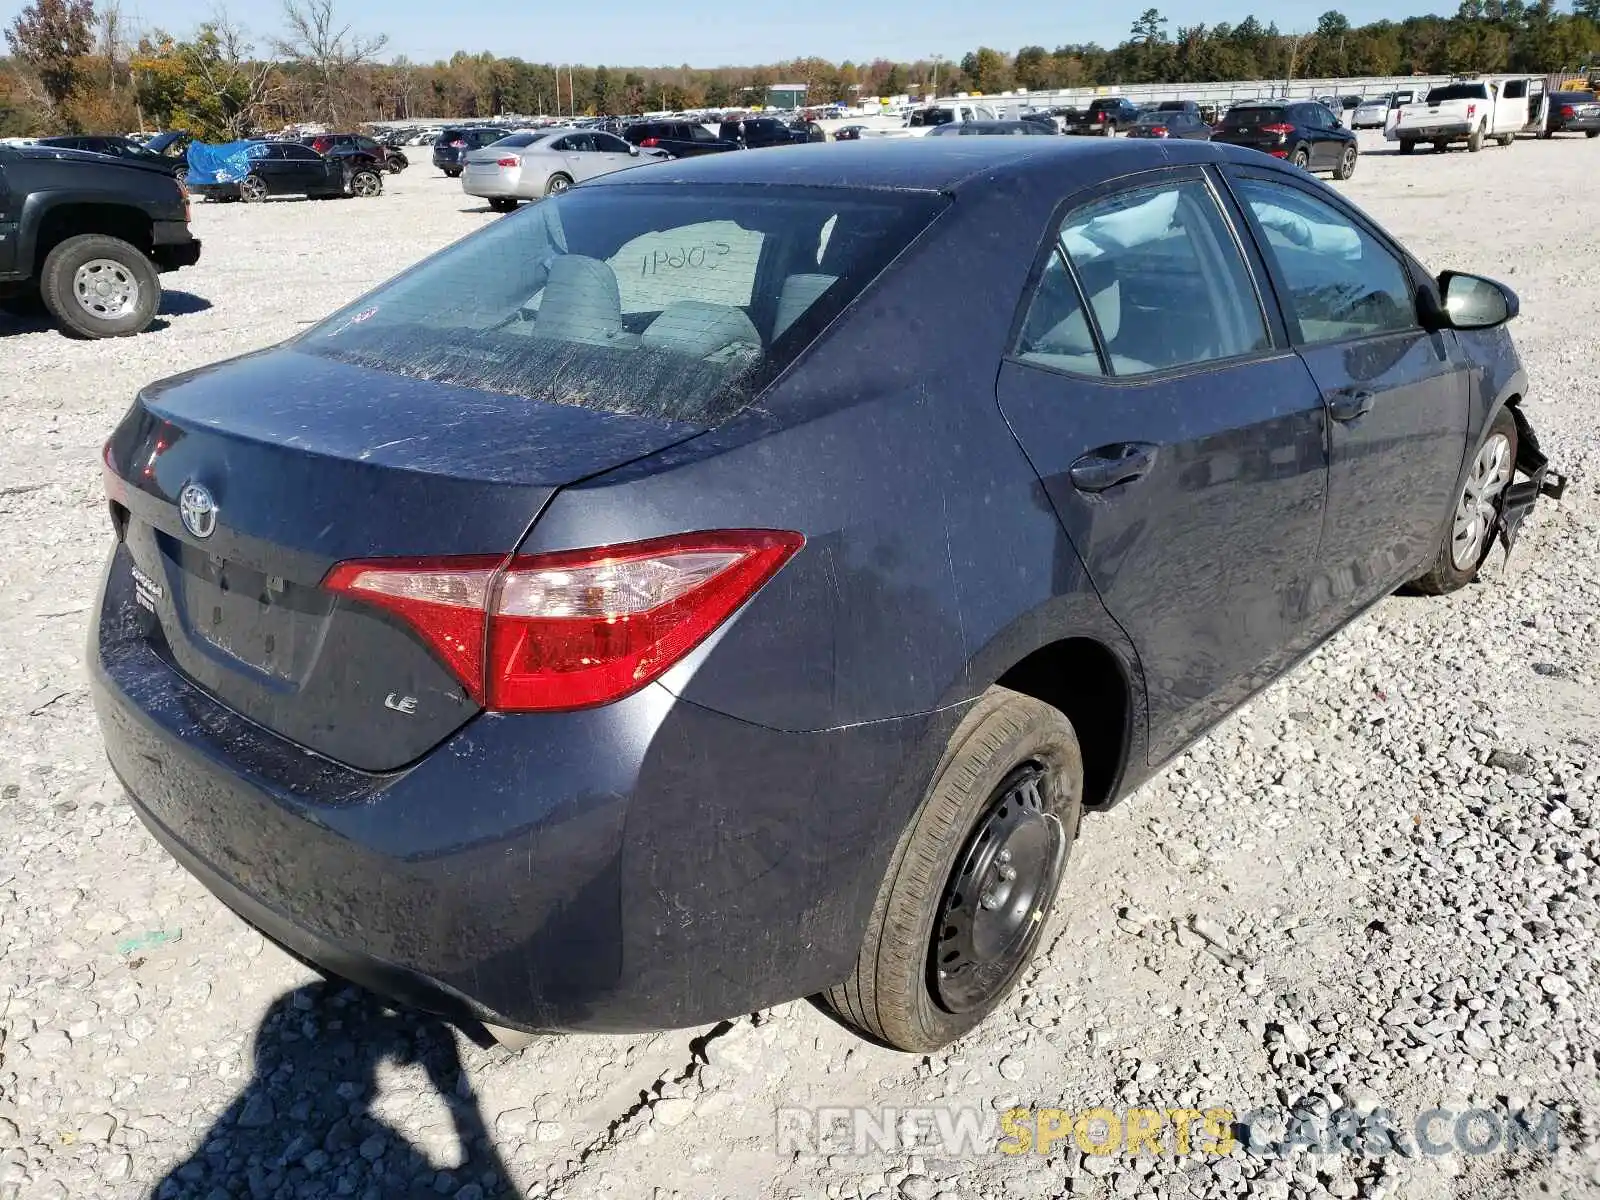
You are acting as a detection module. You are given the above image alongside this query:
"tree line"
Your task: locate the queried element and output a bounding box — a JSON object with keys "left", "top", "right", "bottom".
{"left": 6, "top": 0, "right": 1600, "bottom": 140}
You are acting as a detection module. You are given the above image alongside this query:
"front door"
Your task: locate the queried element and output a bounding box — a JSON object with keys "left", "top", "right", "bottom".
{"left": 1225, "top": 170, "right": 1470, "bottom": 610}
{"left": 0, "top": 163, "right": 16, "bottom": 276}
{"left": 996, "top": 169, "right": 1330, "bottom": 760}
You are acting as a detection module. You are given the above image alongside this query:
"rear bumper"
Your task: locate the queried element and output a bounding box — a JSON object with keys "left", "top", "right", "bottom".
{"left": 1389, "top": 121, "right": 1471, "bottom": 140}
{"left": 1553, "top": 116, "right": 1600, "bottom": 132}
{"left": 461, "top": 170, "right": 533, "bottom": 199}
{"left": 90, "top": 546, "right": 951, "bottom": 1032}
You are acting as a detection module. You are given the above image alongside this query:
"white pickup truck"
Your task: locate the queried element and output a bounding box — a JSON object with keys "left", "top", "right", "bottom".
{"left": 1387, "top": 76, "right": 1547, "bottom": 153}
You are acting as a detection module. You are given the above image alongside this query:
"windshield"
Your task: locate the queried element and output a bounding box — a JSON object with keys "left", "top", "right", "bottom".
{"left": 1426, "top": 84, "right": 1488, "bottom": 103}
{"left": 300, "top": 185, "right": 946, "bottom": 425}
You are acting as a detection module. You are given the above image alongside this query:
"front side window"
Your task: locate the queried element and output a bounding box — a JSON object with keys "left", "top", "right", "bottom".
{"left": 1233, "top": 178, "right": 1416, "bottom": 345}
{"left": 302, "top": 186, "right": 946, "bottom": 424}
{"left": 1015, "top": 179, "right": 1269, "bottom": 378}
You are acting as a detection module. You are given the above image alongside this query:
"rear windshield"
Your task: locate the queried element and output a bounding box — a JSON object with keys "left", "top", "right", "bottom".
{"left": 300, "top": 185, "right": 946, "bottom": 424}
{"left": 1425, "top": 84, "right": 1488, "bottom": 103}
{"left": 490, "top": 132, "right": 548, "bottom": 148}
{"left": 1223, "top": 105, "right": 1284, "bottom": 126}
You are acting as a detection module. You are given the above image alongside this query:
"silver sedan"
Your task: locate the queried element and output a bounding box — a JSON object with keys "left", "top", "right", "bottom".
{"left": 461, "top": 128, "right": 651, "bottom": 211}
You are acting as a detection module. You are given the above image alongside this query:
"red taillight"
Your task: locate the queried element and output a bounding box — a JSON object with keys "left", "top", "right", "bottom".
{"left": 450, "top": 138, "right": 466, "bottom": 148}
{"left": 1466, "top": 104, "right": 1477, "bottom": 118}
{"left": 1268, "top": 149, "right": 1289, "bottom": 158}
{"left": 1562, "top": 105, "right": 1576, "bottom": 118}
{"left": 496, "top": 156, "right": 519, "bottom": 167}
{"left": 1151, "top": 125, "right": 1169, "bottom": 137}
{"left": 1096, "top": 112, "right": 1107, "bottom": 121}
{"left": 324, "top": 530, "right": 805, "bottom": 711}
{"left": 639, "top": 136, "right": 660, "bottom": 147}
{"left": 1260, "top": 123, "right": 1295, "bottom": 136}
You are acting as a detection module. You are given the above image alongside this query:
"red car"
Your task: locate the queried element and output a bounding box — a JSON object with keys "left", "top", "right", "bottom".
{"left": 300, "top": 133, "right": 404, "bottom": 174}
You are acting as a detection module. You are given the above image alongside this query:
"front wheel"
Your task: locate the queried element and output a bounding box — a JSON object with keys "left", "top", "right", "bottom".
{"left": 39, "top": 233, "right": 161, "bottom": 339}
{"left": 1587, "top": 130, "right": 1599, "bottom": 138}
{"left": 1410, "top": 407, "right": 1518, "bottom": 595}
{"left": 825, "top": 688, "right": 1083, "bottom": 1051}
{"left": 1333, "top": 143, "right": 1358, "bottom": 179}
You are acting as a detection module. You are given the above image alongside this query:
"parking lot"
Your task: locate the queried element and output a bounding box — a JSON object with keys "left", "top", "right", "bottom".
{"left": 2, "top": 132, "right": 1598, "bottom": 1200}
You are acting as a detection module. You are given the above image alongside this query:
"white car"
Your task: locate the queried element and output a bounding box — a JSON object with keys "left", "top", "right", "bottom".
{"left": 1388, "top": 76, "right": 1547, "bottom": 152}
{"left": 461, "top": 128, "right": 656, "bottom": 211}
{"left": 1351, "top": 96, "right": 1392, "bottom": 129}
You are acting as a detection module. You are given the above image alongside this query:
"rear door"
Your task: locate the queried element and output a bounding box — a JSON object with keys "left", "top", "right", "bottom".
{"left": 995, "top": 168, "right": 1331, "bottom": 760}
{"left": 0, "top": 162, "right": 16, "bottom": 276}
{"left": 1225, "top": 169, "right": 1469, "bottom": 609}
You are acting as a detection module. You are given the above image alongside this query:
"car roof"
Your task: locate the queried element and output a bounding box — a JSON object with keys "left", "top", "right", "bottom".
{"left": 595, "top": 138, "right": 1267, "bottom": 195}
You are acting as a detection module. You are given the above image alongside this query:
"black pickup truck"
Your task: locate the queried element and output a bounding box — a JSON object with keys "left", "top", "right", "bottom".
{"left": 0, "top": 142, "right": 201, "bottom": 338}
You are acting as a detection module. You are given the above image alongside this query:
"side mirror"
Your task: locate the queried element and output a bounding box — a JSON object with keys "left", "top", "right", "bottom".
{"left": 1435, "top": 271, "right": 1519, "bottom": 330}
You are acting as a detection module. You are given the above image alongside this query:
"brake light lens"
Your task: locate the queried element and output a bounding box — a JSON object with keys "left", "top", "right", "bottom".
{"left": 450, "top": 138, "right": 466, "bottom": 148}
{"left": 1466, "top": 104, "right": 1477, "bottom": 118}
{"left": 324, "top": 530, "right": 805, "bottom": 711}
{"left": 1562, "top": 105, "right": 1576, "bottom": 118}
{"left": 1260, "top": 123, "right": 1295, "bottom": 136}
{"left": 496, "top": 156, "right": 519, "bottom": 167}
{"left": 639, "top": 136, "right": 660, "bottom": 147}
{"left": 1150, "top": 125, "right": 1169, "bottom": 137}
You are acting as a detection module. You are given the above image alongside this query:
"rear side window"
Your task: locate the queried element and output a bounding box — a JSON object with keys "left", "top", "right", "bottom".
{"left": 1015, "top": 179, "right": 1268, "bottom": 377}
{"left": 301, "top": 185, "right": 947, "bottom": 424}
{"left": 1234, "top": 179, "right": 1415, "bottom": 345}
{"left": 1425, "top": 84, "right": 1488, "bottom": 103}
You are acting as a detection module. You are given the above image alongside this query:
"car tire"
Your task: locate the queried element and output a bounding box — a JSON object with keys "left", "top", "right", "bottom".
{"left": 825, "top": 687, "right": 1084, "bottom": 1052}
{"left": 1398, "top": 139, "right": 1415, "bottom": 155}
{"left": 39, "top": 233, "right": 160, "bottom": 339}
{"left": 489, "top": 197, "right": 518, "bottom": 212}
{"left": 173, "top": 166, "right": 188, "bottom": 187}
{"left": 1588, "top": 130, "right": 1599, "bottom": 138}
{"left": 1410, "top": 407, "right": 1518, "bottom": 596}
{"left": 444, "top": 168, "right": 461, "bottom": 178}
{"left": 1333, "top": 143, "right": 1358, "bottom": 179}
{"left": 545, "top": 173, "right": 573, "bottom": 196}
{"left": 1498, "top": 133, "right": 1514, "bottom": 147}
{"left": 1433, "top": 140, "right": 1449, "bottom": 152}
{"left": 238, "top": 173, "right": 268, "bottom": 202}
{"left": 1468, "top": 123, "right": 1485, "bottom": 152}
{"left": 1290, "top": 146, "right": 1310, "bottom": 169}
{"left": 350, "top": 169, "right": 383, "bottom": 198}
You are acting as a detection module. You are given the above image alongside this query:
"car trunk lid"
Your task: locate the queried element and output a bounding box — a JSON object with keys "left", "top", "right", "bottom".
{"left": 103, "top": 347, "right": 703, "bottom": 771}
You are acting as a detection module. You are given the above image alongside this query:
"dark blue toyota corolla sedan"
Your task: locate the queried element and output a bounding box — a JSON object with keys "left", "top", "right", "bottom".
{"left": 92, "top": 138, "right": 1561, "bottom": 1052}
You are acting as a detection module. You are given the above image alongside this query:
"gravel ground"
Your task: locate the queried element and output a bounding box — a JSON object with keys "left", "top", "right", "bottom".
{"left": 2, "top": 134, "right": 1598, "bottom": 1200}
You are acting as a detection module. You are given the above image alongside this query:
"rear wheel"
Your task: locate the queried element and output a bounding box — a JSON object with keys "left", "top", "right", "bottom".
{"left": 1588, "top": 130, "right": 1599, "bottom": 139}
{"left": 1333, "top": 143, "right": 1358, "bottom": 179}
{"left": 1290, "top": 145, "right": 1310, "bottom": 169}
{"left": 1410, "top": 407, "right": 1517, "bottom": 595}
{"left": 173, "top": 166, "right": 188, "bottom": 187}
{"left": 350, "top": 168, "right": 383, "bottom": 197}
{"left": 39, "top": 233, "right": 160, "bottom": 339}
{"left": 1498, "top": 133, "right": 1514, "bottom": 147}
{"left": 238, "top": 173, "right": 268, "bottom": 202}
{"left": 545, "top": 172, "right": 572, "bottom": 196}
{"left": 1398, "top": 139, "right": 1416, "bottom": 155}
{"left": 825, "top": 687, "right": 1083, "bottom": 1052}
{"left": 1468, "top": 123, "right": 1485, "bottom": 152}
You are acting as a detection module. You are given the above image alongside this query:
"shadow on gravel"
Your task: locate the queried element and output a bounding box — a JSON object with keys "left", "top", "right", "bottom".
{"left": 150, "top": 982, "right": 517, "bottom": 1200}
{"left": 159, "top": 290, "right": 214, "bottom": 317}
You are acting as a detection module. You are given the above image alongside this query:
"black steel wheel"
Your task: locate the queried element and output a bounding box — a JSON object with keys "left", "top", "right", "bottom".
{"left": 932, "top": 763, "right": 1066, "bottom": 1013}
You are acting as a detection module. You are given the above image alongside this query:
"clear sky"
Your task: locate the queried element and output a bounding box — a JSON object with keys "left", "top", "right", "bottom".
{"left": 7, "top": 0, "right": 1453, "bottom": 67}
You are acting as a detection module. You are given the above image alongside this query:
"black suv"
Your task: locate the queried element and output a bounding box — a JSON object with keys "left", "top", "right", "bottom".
{"left": 1211, "top": 101, "right": 1359, "bottom": 179}
{"left": 621, "top": 120, "right": 738, "bottom": 157}
{"left": 719, "top": 115, "right": 802, "bottom": 148}
{"left": 1063, "top": 97, "right": 1142, "bottom": 135}
{"left": 432, "top": 127, "right": 510, "bottom": 177}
